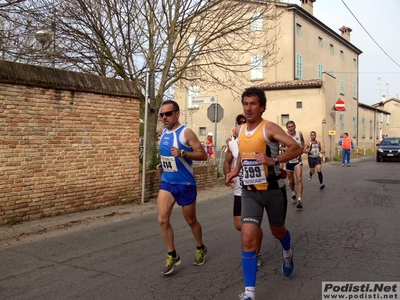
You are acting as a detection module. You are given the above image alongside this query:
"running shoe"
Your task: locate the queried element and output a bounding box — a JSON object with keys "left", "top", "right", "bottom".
{"left": 257, "top": 252, "right": 263, "bottom": 270}
{"left": 282, "top": 251, "right": 294, "bottom": 276}
{"left": 161, "top": 254, "right": 181, "bottom": 275}
{"left": 320, "top": 183, "right": 325, "bottom": 190}
{"left": 347, "top": 164, "right": 350, "bottom": 167}
{"left": 296, "top": 200, "right": 303, "bottom": 209}
{"left": 193, "top": 245, "right": 207, "bottom": 265}
{"left": 342, "top": 164, "right": 345, "bottom": 166}
{"left": 239, "top": 291, "right": 253, "bottom": 300}
{"left": 308, "top": 175, "right": 312, "bottom": 181}
{"left": 291, "top": 194, "right": 297, "bottom": 205}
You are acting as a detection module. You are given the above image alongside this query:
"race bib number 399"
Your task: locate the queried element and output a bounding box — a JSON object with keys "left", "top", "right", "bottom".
{"left": 242, "top": 159, "right": 267, "bottom": 185}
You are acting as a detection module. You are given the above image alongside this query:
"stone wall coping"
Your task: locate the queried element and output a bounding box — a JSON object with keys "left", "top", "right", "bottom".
{"left": 0, "top": 60, "right": 140, "bottom": 98}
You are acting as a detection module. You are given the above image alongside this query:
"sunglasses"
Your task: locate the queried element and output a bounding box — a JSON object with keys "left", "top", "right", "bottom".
{"left": 159, "top": 110, "right": 176, "bottom": 117}
{"left": 237, "top": 120, "right": 246, "bottom": 125}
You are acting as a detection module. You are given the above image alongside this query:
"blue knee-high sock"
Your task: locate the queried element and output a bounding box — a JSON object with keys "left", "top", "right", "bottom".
{"left": 279, "top": 230, "right": 291, "bottom": 251}
{"left": 242, "top": 251, "right": 257, "bottom": 287}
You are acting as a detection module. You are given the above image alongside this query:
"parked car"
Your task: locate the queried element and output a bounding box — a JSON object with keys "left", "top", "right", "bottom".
{"left": 376, "top": 137, "right": 400, "bottom": 162}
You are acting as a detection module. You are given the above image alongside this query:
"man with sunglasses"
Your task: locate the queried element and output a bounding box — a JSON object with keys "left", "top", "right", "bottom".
{"left": 226, "top": 88, "right": 303, "bottom": 300}
{"left": 157, "top": 100, "right": 208, "bottom": 275}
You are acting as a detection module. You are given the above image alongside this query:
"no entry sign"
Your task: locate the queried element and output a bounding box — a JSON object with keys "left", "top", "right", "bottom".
{"left": 335, "top": 99, "right": 345, "bottom": 111}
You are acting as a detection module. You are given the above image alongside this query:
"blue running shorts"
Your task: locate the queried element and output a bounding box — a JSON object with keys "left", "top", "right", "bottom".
{"left": 159, "top": 181, "right": 197, "bottom": 206}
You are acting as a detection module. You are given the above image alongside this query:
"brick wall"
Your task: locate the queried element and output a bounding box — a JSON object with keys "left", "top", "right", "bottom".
{"left": 0, "top": 61, "right": 142, "bottom": 225}
{"left": 0, "top": 61, "right": 218, "bottom": 225}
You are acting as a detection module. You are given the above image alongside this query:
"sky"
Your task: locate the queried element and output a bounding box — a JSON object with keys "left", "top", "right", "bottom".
{"left": 285, "top": 0, "right": 400, "bottom": 105}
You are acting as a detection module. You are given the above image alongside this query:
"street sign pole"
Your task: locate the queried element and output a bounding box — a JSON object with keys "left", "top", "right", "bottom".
{"left": 212, "top": 96, "right": 218, "bottom": 154}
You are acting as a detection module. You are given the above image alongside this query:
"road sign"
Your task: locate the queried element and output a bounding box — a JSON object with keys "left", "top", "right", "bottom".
{"left": 207, "top": 103, "right": 224, "bottom": 123}
{"left": 328, "top": 130, "right": 336, "bottom": 135}
{"left": 192, "top": 96, "right": 211, "bottom": 105}
{"left": 335, "top": 99, "right": 345, "bottom": 111}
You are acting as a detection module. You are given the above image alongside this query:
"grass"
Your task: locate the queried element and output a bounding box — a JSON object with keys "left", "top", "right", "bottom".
{"left": 329, "top": 147, "right": 376, "bottom": 162}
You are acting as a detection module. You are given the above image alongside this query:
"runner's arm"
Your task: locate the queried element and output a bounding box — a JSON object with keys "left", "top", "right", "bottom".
{"left": 184, "top": 128, "right": 208, "bottom": 161}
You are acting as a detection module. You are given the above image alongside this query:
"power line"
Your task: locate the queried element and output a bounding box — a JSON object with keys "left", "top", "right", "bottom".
{"left": 341, "top": 0, "right": 400, "bottom": 68}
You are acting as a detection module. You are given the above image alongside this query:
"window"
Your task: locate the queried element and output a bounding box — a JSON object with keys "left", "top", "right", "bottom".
{"left": 380, "top": 113, "right": 383, "bottom": 123}
{"left": 296, "top": 54, "right": 303, "bottom": 78}
{"left": 296, "top": 23, "right": 302, "bottom": 36}
{"left": 199, "top": 127, "right": 206, "bottom": 136}
{"left": 318, "top": 64, "right": 323, "bottom": 79}
{"left": 340, "top": 75, "right": 345, "bottom": 94}
{"left": 367, "top": 119, "right": 371, "bottom": 139}
{"left": 188, "top": 37, "right": 200, "bottom": 59}
{"left": 281, "top": 114, "right": 289, "bottom": 126}
{"left": 353, "top": 81, "right": 357, "bottom": 99}
{"left": 296, "top": 102, "right": 302, "bottom": 108}
{"left": 376, "top": 121, "right": 379, "bottom": 139}
{"left": 250, "top": 55, "right": 263, "bottom": 80}
{"left": 340, "top": 50, "right": 344, "bottom": 60}
{"left": 353, "top": 58, "right": 357, "bottom": 68}
{"left": 188, "top": 86, "right": 200, "bottom": 108}
{"left": 387, "top": 115, "right": 390, "bottom": 125}
{"left": 353, "top": 117, "right": 357, "bottom": 138}
{"left": 318, "top": 37, "right": 323, "bottom": 48}
{"left": 330, "top": 44, "right": 334, "bottom": 55}
{"left": 362, "top": 118, "right": 366, "bottom": 138}
{"left": 329, "top": 70, "right": 335, "bottom": 77}
{"left": 250, "top": 12, "right": 263, "bottom": 31}
{"left": 340, "top": 114, "right": 345, "bottom": 136}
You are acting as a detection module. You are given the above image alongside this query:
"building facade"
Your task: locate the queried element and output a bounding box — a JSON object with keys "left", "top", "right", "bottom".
{"left": 173, "top": 0, "right": 390, "bottom": 159}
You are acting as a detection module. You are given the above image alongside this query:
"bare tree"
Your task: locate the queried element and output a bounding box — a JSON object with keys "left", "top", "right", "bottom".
{"left": 1, "top": 0, "right": 281, "bottom": 165}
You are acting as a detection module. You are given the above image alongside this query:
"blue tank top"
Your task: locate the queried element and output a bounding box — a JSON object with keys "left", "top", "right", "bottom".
{"left": 159, "top": 125, "right": 196, "bottom": 185}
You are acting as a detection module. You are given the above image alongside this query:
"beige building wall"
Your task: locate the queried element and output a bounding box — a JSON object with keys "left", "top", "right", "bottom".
{"left": 374, "top": 99, "right": 400, "bottom": 137}
{"left": 174, "top": 1, "right": 362, "bottom": 157}
{"left": 357, "top": 104, "right": 390, "bottom": 149}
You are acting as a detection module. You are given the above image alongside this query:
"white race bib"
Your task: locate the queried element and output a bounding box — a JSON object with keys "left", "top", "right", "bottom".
{"left": 241, "top": 159, "right": 267, "bottom": 185}
{"left": 311, "top": 148, "right": 320, "bottom": 156}
{"left": 160, "top": 155, "right": 178, "bottom": 172}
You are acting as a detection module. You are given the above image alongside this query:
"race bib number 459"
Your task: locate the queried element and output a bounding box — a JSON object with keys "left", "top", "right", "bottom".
{"left": 241, "top": 159, "right": 267, "bottom": 185}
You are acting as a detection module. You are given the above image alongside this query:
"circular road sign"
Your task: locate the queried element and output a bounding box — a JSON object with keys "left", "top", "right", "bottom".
{"left": 335, "top": 99, "right": 345, "bottom": 111}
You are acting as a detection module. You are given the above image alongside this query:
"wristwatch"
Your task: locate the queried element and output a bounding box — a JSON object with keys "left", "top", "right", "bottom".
{"left": 180, "top": 149, "right": 186, "bottom": 158}
{"left": 273, "top": 157, "right": 279, "bottom": 165}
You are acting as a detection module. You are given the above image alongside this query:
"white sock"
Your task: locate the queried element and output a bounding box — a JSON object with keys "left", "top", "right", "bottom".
{"left": 283, "top": 249, "right": 292, "bottom": 258}
{"left": 297, "top": 197, "right": 302, "bottom": 202}
{"left": 245, "top": 287, "right": 255, "bottom": 299}
{"left": 291, "top": 191, "right": 296, "bottom": 196}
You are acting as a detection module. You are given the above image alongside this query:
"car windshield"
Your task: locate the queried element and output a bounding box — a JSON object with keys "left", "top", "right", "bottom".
{"left": 381, "top": 138, "right": 400, "bottom": 146}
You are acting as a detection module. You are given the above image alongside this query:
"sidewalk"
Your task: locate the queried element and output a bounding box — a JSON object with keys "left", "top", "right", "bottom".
{"left": 0, "top": 178, "right": 230, "bottom": 250}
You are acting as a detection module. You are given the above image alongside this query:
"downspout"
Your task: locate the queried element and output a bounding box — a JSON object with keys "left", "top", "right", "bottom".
{"left": 293, "top": 9, "right": 296, "bottom": 79}
{"left": 356, "top": 54, "right": 360, "bottom": 146}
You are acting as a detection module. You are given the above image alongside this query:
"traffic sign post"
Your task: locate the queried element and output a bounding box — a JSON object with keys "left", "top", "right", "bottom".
{"left": 207, "top": 102, "right": 224, "bottom": 162}
{"left": 207, "top": 103, "right": 224, "bottom": 123}
{"left": 335, "top": 99, "right": 345, "bottom": 111}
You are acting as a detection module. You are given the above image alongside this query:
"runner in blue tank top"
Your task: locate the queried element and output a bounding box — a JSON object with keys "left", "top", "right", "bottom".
{"left": 157, "top": 100, "right": 208, "bottom": 275}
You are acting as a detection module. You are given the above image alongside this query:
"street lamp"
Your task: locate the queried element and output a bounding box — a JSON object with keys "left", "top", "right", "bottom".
{"left": 34, "top": 28, "right": 53, "bottom": 45}
{"left": 34, "top": 20, "right": 56, "bottom": 67}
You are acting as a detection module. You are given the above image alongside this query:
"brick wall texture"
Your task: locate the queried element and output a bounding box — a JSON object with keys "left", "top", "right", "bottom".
{"left": 0, "top": 61, "right": 217, "bottom": 225}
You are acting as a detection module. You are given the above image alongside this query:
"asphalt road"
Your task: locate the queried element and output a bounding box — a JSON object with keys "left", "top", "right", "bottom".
{"left": 0, "top": 157, "right": 399, "bottom": 300}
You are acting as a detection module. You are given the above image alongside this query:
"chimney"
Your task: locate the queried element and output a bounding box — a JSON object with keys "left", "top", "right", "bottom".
{"left": 300, "top": 0, "right": 316, "bottom": 15}
{"left": 339, "top": 26, "right": 352, "bottom": 42}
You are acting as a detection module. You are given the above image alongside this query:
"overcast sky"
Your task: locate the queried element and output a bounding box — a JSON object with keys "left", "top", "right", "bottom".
{"left": 285, "top": 0, "right": 400, "bottom": 105}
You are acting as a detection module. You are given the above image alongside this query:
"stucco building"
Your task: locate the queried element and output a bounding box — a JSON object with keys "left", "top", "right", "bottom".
{"left": 173, "top": 0, "right": 391, "bottom": 159}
